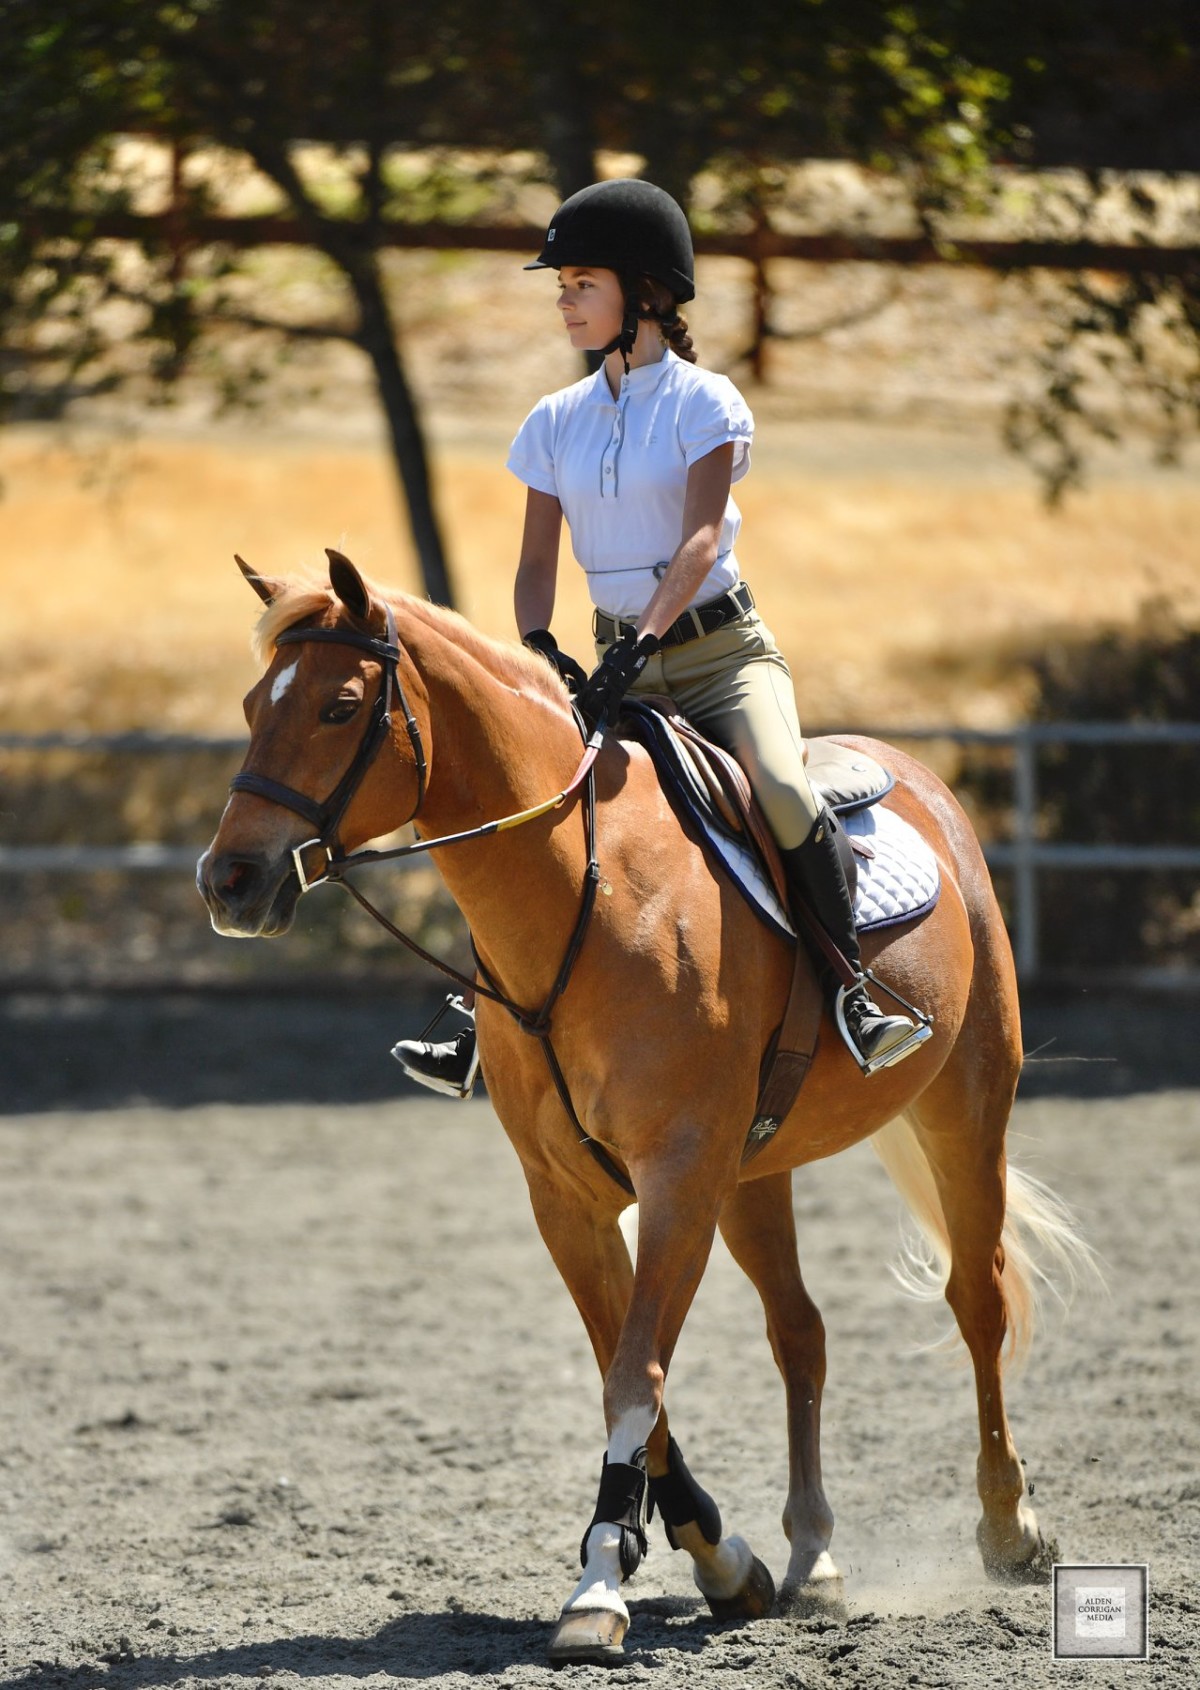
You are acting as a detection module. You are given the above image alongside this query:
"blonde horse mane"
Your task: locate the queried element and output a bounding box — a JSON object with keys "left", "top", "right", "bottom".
{"left": 250, "top": 573, "right": 573, "bottom": 710}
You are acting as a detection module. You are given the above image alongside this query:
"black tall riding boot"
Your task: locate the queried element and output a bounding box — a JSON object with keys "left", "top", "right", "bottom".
{"left": 781, "top": 808, "right": 930, "bottom": 1074}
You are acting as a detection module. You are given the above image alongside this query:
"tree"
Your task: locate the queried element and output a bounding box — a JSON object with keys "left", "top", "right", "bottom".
{"left": 3, "top": 0, "right": 1196, "bottom": 532}
{"left": 1, "top": 0, "right": 491, "bottom": 605}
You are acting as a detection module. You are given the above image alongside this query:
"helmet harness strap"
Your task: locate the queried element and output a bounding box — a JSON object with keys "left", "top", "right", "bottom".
{"left": 601, "top": 287, "right": 679, "bottom": 374}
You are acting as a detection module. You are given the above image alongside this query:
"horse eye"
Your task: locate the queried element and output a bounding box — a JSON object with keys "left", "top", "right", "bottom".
{"left": 320, "top": 696, "right": 362, "bottom": 725}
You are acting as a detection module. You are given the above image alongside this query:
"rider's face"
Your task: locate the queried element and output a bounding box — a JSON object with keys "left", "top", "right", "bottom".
{"left": 556, "top": 266, "right": 625, "bottom": 353}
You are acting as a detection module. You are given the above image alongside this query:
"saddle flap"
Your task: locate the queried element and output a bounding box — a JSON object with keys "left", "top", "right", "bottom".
{"left": 620, "top": 698, "right": 788, "bottom": 911}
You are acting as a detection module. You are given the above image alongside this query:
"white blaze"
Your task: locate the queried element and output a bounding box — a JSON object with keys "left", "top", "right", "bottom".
{"left": 270, "top": 660, "right": 299, "bottom": 704}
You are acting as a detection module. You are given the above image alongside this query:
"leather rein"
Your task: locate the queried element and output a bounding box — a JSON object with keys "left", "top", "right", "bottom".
{"left": 228, "top": 608, "right": 633, "bottom": 1194}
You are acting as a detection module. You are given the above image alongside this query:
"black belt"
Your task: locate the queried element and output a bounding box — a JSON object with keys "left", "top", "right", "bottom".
{"left": 594, "top": 583, "right": 755, "bottom": 650}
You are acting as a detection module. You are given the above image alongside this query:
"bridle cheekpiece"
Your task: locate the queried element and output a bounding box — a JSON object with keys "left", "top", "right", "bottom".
{"left": 229, "top": 602, "right": 427, "bottom": 893}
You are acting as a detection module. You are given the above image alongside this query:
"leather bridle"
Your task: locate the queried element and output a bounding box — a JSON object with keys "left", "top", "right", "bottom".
{"left": 224, "top": 605, "right": 633, "bottom": 1195}
{"left": 229, "top": 603, "right": 427, "bottom": 894}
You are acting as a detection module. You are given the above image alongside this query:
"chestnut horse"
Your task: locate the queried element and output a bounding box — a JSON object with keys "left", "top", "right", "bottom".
{"left": 198, "top": 552, "right": 1089, "bottom": 1666}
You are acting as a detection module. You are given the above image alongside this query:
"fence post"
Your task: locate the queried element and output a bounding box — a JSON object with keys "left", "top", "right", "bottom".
{"left": 1011, "top": 730, "right": 1039, "bottom": 981}
{"left": 748, "top": 212, "right": 772, "bottom": 384}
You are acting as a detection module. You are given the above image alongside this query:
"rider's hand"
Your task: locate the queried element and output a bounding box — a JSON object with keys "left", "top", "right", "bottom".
{"left": 522, "top": 629, "right": 589, "bottom": 695}
{"left": 576, "top": 630, "right": 661, "bottom": 732}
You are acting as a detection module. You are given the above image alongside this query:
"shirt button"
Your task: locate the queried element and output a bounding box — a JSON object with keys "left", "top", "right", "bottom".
{"left": 604, "top": 465, "right": 613, "bottom": 475}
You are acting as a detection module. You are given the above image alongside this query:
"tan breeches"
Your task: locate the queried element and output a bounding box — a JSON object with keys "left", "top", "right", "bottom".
{"left": 597, "top": 609, "right": 821, "bottom": 851}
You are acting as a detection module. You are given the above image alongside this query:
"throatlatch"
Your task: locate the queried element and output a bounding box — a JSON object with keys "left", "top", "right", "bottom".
{"left": 581, "top": 1449, "right": 649, "bottom": 1580}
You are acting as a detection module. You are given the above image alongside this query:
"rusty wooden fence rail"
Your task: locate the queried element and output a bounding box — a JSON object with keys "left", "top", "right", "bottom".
{"left": 2, "top": 721, "right": 1198, "bottom": 985}
{"left": 33, "top": 208, "right": 1200, "bottom": 276}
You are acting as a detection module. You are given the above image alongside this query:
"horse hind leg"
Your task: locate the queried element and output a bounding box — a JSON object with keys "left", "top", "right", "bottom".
{"left": 875, "top": 1092, "right": 1088, "bottom": 1583}
{"left": 717, "top": 1171, "right": 845, "bottom": 1617}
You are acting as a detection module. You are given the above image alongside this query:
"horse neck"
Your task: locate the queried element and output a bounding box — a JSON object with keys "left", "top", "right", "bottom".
{"left": 398, "top": 607, "right": 592, "bottom": 991}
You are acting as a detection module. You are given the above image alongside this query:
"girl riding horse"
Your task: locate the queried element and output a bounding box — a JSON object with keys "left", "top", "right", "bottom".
{"left": 395, "top": 178, "right": 929, "bottom": 1097}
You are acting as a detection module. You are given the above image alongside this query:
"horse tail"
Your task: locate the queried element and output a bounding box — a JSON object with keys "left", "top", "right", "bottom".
{"left": 869, "top": 1113, "right": 1100, "bottom": 1372}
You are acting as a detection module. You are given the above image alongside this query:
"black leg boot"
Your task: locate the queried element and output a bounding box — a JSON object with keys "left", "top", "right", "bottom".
{"left": 391, "top": 997, "right": 480, "bottom": 1098}
{"left": 781, "top": 809, "right": 931, "bottom": 1074}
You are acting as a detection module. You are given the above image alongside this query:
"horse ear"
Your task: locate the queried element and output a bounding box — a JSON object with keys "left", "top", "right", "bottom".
{"left": 235, "top": 554, "right": 283, "bottom": 605}
{"left": 327, "top": 548, "right": 372, "bottom": 621}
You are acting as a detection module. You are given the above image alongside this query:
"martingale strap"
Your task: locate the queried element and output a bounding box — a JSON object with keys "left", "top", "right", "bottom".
{"left": 337, "top": 739, "right": 635, "bottom": 1197}
{"left": 229, "top": 604, "right": 632, "bottom": 1198}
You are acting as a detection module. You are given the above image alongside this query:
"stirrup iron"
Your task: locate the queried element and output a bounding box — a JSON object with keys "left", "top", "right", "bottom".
{"left": 834, "top": 969, "right": 933, "bottom": 1077}
{"left": 419, "top": 992, "right": 473, "bottom": 1041}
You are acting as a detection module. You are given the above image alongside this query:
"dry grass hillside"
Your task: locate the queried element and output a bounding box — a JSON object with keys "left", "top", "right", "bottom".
{"left": 3, "top": 244, "right": 1198, "bottom": 737}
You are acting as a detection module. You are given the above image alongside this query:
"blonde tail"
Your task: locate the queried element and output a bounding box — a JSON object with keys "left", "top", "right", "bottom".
{"left": 869, "top": 1113, "right": 1100, "bottom": 1371}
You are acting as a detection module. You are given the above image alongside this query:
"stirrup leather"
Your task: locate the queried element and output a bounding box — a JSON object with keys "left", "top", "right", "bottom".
{"left": 834, "top": 970, "right": 933, "bottom": 1077}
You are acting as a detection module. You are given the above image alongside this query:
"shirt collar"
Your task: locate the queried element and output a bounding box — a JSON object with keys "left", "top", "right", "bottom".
{"left": 586, "top": 347, "right": 673, "bottom": 404}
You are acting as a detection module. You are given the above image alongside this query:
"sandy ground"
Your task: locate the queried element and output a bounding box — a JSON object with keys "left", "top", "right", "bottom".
{"left": 0, "top": 998, "right": 1197, "bottom": 1688}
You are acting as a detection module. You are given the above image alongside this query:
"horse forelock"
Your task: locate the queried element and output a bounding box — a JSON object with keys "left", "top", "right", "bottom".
{"left": 249, "top": 575, "right": 573, "bottom": 716}
{"left": 251, "top": 576, "right": 336, "bottom": 665}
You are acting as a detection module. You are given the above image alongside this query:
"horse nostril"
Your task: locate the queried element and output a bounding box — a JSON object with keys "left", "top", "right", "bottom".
{"left": 214, "top": 855, "right": 265, "bottom": 902}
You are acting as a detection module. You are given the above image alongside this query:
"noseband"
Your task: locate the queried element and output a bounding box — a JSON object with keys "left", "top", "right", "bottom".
{"left": 229, "top": 603, "right": 427, "bottom": 892}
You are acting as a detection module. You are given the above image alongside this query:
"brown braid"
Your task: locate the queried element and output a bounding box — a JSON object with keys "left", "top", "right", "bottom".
{"left": 623, "top": 273, "right": 699, "bottom": 364}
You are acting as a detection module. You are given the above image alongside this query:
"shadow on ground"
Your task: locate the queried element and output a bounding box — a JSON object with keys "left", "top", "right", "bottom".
{"left": 0, "top": 1597, "right": 759, "bottom": 1687}
{"left": 1, "top": 983, "right": 1195, "bottom": 1114}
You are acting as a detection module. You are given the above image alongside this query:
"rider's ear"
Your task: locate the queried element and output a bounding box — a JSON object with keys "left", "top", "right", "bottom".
{"left": 235, "top": 554, "right": 286, "bottom": 605}
{"left": 327, "top": 548, "right": 373, "bottom": 623}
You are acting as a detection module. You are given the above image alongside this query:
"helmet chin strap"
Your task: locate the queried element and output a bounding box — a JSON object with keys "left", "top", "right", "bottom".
{"left": 602, "top": 305, "right": 641, "bottom": 374}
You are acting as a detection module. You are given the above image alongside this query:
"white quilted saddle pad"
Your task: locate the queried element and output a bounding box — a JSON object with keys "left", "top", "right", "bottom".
{"left": 700, "top": 799, "right": 941, "bottom": 941}
{"left": 843, "top": 802, "right": 941, "bottom": 934}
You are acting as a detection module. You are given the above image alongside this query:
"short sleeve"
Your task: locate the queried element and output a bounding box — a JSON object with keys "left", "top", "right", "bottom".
{"left": 677, "top": 374, "right": 754, "bottom": 484}
{"left": 506, "top": 398, "right": 559, "bottom": 497}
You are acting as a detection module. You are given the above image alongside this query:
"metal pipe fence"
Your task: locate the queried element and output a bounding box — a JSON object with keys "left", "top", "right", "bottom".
{"left": 2, "top": 722, "right": 1198, "bottom": 985}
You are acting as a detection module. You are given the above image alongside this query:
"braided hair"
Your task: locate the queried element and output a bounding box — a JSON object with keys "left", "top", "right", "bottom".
{"left": 613, "top": 273, "right": 699, "bottom": 368}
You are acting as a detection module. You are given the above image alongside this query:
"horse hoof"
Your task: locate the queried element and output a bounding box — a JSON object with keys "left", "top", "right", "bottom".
{"left": 704, "top": 1554, "right": 776, "bottom": 1622}
{"left": 984, "top": 1529, "right": 1059, "bottom": 1586}
{"left": 777, "top": 1548, "right": 847, "bottom": 1621}
{"left": 777, "top": 1576, "right": 848, "bottom": 1623}
{"left": 548, "top": 1608, "right": 628, "bottom": 1667}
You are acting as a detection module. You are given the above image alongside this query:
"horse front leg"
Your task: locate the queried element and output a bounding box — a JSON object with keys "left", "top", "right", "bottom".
{"left": 718, "top": 1171, "right": 845, "bottom": 1616}
{"left": 541, "top": 1142, "right": 773, "bottom": 1665}
{"left": 645, "top": 1431, "right": 777, "bottom": 1623}
{"left": 522, "top": 1170, "right": 649, "bottom": 1663}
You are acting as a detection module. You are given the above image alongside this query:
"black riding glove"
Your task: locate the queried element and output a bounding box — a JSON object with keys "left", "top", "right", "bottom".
{"left": 576, "top": 630, "right": 661, "bottom": 732}
{"left": 522, "top": 628, "right": 589, "bottom": 695}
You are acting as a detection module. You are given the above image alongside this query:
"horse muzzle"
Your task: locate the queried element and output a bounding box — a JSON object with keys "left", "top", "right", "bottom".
{"left": 196, "top": 845, "right": 302, "bottom": 938}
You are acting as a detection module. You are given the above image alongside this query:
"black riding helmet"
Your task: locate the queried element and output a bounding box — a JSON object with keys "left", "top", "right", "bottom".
{"left": 526, "top": 179, "right": 694, "bottom": 370}
{"left": 524, "top": 178, "right": 695, "bottom": 303}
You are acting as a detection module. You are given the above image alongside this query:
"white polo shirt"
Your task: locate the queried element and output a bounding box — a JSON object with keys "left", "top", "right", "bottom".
{"left": 507, "top": 349, "right": 753, "bottom": 621}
